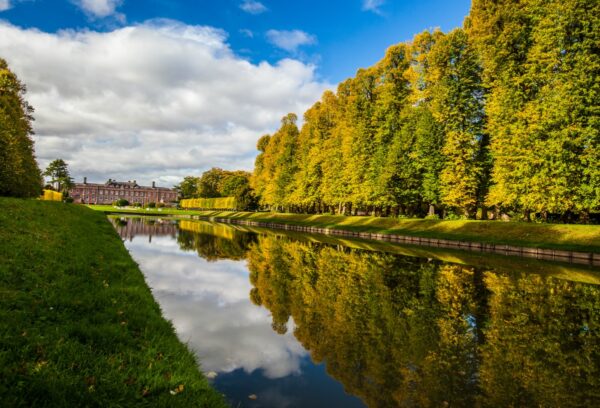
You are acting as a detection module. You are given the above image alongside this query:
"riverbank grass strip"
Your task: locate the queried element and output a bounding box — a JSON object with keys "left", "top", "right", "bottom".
{"left": 0, "top": 198, "right": 226, "bottom": 407}
{"left": 90, "top": 205, "right": 600, "bottom": 254}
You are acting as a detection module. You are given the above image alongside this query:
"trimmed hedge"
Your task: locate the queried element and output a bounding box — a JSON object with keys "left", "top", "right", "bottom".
{"left": 41, "top": 189, "right": 63, "bottom": 201}
{"left": 180, "top": 197, "right": 236, "bottom": 210}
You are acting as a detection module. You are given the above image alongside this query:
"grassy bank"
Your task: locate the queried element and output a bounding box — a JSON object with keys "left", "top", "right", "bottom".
{"left": 0, "top": 198, "right": 226, "bottom": 407}
{"left": 90, "top": 205, "right": 600, "bottom": 253}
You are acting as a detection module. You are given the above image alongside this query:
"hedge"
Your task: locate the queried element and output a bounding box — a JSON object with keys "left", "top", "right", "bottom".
{"left": 41, "top": 189, "right": 63, "bottom": 201}
{"left": 180, "top": 197, "right": 236, "bottom": 210}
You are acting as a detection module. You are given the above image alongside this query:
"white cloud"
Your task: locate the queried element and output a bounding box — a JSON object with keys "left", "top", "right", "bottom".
{"left": 0, "top": 21, "right": 330, "bottom": 186}
{"left": 266, "top": 29, "right": 317, "bottom": 53}
{"left": 362, "top": 0, "right": 385, "bottom": 14}
{"left": 240, "top": 0, "right": 267, "bottom": 15}
{"left": 73, "top": 0, "right": 124, "bottom": 19}
{"left": 239, "top": 28, "right": 254, "bottom": 38}
{"left": 0, "top": 0, "right": 11, "bottom": 12}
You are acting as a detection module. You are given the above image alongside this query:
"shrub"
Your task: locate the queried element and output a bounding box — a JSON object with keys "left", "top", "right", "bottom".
{"left": 115, "top": 199, "right": 129, "bottom": 207}
{"left": 147, "top": 202, "right": 156, "bottom": 208}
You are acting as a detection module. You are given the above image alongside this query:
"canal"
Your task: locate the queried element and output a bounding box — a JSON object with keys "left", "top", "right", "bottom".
{"left": 110, "top": 216, "right": 600, "bottom": 408}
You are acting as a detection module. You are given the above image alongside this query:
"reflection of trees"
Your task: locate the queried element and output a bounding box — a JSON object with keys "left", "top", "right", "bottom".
{"left": 246, "top": 235, "right": 600, "bottom": 408}
{"left": 176, "top": 221, "right": 257, "bottom": 262}
{"left": 478, "top": 273, "right": 600, "bottom": 407}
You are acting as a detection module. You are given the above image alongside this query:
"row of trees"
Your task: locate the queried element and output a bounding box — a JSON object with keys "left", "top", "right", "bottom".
{"left": 0, "top": 58, "right": 42, "bottom": 198}
{"left": 252, "top": 0, "right": 599, "bottom": 220}
{"left": 175, "top": 167, "right": 258, "bottom": 210}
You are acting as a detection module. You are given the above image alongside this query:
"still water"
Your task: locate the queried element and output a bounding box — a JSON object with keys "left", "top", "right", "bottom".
{"left": 111, "top": 217, "right": 600, "bottom": 408}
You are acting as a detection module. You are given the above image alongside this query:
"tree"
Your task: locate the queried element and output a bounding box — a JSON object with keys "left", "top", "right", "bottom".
{"left": 427, "top": 28, "right": 487, "bottom": 218}
{"left": 0, "top": 58, "right": 42, "bottom": 197}
{"left": 198, "top": 168, "right": 226, "bottom": 198}
{"left": 43, "top": 159, "right": 73, "bottom": 193}
{"left": 469, "top": 0, "right": 599, "bottom": 219}
{"left": 174, "top": 176, "right": 201, "bottom": 199}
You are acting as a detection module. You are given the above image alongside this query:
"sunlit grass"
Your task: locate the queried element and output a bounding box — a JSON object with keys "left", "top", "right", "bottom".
{"left": 0, "top": 198, "right": 226, "bottom": 407}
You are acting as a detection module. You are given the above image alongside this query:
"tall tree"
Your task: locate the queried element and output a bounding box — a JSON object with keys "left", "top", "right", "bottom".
{"left": 0, "top": 58, "right": 42, "bottom": 197}
{"left": 469, "top": 0, "right": 599, "bottom": 218}
{"left": 43, "top": 159, "right": 73, "bottom": 193}
{"left": 428, "top": 28, "right": 487, "bottom": 218}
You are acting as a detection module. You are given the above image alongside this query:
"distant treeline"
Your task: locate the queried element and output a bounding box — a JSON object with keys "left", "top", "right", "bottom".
{"left": 175, "top": 168, "right": 258, "bottom": 211}
{"left": 0, "top": 59, "right": 42, "bottom": 198}
{"left": 252, "top": 0, "right": 599, "bottom": 221}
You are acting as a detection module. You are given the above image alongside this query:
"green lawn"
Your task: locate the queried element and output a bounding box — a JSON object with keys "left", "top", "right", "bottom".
{"left": 90, "top": 205, "right": 600, "bottom": 253}
{"left": 0, "top": 198, "right": 226, "bottom": 407}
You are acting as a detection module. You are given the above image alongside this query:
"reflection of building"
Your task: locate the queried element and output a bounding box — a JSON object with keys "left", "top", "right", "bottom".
{"left": 110, "top": 217, "right": 177, "bottom": 242}
{"left": 70, "top": 178, "right": 177, "bottom": 205}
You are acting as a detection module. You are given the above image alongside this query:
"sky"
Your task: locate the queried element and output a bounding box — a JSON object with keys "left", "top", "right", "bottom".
{"left": 0, "top": 0, "right": 471, "bottom": 187}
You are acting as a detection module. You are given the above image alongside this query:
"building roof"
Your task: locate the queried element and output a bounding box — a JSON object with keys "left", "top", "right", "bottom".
{"left": 73, "top": 179, "right": 175, "bottom": 191}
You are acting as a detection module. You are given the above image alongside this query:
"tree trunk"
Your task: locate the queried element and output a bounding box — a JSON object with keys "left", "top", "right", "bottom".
{"left": 480, "top": 206, "right": 488, "bottom": 220}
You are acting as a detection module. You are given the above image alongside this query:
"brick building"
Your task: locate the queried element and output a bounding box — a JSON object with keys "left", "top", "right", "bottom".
{"left": 70, "top": 178, "right": 178, "bottom": 205}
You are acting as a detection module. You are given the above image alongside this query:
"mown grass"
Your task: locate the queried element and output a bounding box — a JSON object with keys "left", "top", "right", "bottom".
{"left": 0, "top": 198, "right": 226, "bottom": 407}
{"left": 90, "top": 206, "right": 600, "bottom": 253}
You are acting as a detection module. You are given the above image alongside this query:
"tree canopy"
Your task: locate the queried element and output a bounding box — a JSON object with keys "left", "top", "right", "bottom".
{"left": 43, "top": 158, "right": 73, "bottom": 193}
{"left": 250, "top": 0, "right": 599, "bottom": 221}
{"left": 0, "top": 58, "right": 42, "bottom": 198}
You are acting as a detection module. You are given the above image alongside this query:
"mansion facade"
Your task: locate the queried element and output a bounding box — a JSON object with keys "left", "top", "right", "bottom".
{"left": 70, "top": 178, "right": 178, "bottom": 205}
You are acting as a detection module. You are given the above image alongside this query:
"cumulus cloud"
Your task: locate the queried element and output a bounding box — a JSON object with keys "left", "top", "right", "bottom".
{"left": 362, "top": 0, "right": 385, "bottom": 14}
{"left": 266, "top": 29, "right": 317, "bottom": 53}
{"left": 0, "top": 21, "right": 330, "bottom": 186}
{"left": 0, "top": 0, "right": 10, "bottom": 12}
{"left": 73, "top": 0, "right": 124, "bottom": 19}
{"left": 240, "top": 0, "right": 267, "bottom": 15}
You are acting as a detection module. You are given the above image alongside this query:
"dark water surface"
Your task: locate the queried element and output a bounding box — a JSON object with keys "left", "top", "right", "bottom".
{"left": 111, "top": 217, "right": 600, "bottom": 408}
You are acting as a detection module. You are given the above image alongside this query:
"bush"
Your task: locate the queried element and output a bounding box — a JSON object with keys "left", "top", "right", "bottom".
{"left": 132, "top": 202, "right": 142, "bottom": 207}
{"left": 147, "top": 202, "right": 156, "bottom": 208}
{"left": 157, "top": 203, "right": 166, "bottom": 208}
{"left": 444, "top": 212, "right": 468, "bottom": 220}
{"left": 64, "top": 197, "right": 74, "bottom": 204}
{"left": 114, "top": 199, "right": 129, "bottom": 207}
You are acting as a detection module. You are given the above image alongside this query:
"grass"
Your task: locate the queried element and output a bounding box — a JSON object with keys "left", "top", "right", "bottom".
{"left": 0, "top": 198, "right": 227, "bottom": 407}
{"left": 89, "top": 205, "right": 600, "bottom": 253}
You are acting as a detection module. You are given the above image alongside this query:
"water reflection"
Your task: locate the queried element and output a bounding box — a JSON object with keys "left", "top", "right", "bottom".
{"left": 112, "top": 216, "right": 177, "bottom": 242}
{"left": 111, "top": 217, "right": 363, "bottom": 408}
{"left": 111, "top": 217, "right": 600, "bottom": 408}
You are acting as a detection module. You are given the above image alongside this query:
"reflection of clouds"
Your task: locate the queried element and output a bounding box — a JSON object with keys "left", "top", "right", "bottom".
{"left": 124, "top": 236, "right": 307, "bottom": 378}
{"left": 259, "top": 386, "right": 300, "bottom": 408}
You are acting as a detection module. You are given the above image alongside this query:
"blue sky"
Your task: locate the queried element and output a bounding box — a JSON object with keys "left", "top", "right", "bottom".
{"left": 0, "top": 0, "right": 471, "bottom": 186}
{"left": 2, "top": 0, "right": 470, "bottom": 83}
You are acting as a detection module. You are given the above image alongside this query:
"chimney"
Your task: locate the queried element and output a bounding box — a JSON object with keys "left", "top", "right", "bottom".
{"left": 152, "top": 181, "right": 156, "bottom": 188}
{"left": 84, "top": 177, "right": 87, "bottom": 184}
